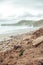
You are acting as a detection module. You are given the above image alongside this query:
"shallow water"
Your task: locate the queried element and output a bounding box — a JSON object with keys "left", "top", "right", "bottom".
{"left": 0, "top": 24, "right": 40, "bottom": 41}
{"left": 0, "top": 26, "right": 39, "bottom": 34}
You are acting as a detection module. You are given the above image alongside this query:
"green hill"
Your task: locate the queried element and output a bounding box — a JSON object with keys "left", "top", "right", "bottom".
{"left": 1, "top": 19, "right": 43, "bottom": 27}
{"left": 14, "top": 20, "right": 34, "bottom": 26}
{"left": 33, "top": 20, "right": 43, "bottom": 27}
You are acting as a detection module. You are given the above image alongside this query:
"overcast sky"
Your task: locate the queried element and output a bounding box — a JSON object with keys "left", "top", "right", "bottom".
{"left": 0, "top": 0, "right": 43, "bottom": 20}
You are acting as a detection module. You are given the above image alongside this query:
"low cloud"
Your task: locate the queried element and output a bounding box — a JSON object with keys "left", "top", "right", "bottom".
{"left": 0, "top": 0, "right": 43, "bottom": 20}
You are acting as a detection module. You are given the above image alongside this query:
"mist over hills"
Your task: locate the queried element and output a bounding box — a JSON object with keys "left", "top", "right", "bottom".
{"left": 14, "top": 20, "right": 34, "bottom": 26}
{"left": 33, "top": 20, "right": 43, "bottom": 27}
{"left": 1, "top": 19, "right": 43, "bottom": 27}
{"left": 15, "top": 19, "right": 43, "bottom": 27}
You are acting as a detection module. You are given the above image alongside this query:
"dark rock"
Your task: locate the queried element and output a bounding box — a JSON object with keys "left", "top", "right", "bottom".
{"left": 39, "top": 61, "right": 43, "bottom": 65}
{"left": 14, "top": 45, "right": 21, "bottom": 50}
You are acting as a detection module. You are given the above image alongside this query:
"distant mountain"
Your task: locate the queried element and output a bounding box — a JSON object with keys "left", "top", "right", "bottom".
{"left": 15, "top": 19, "right": 43, "bottom": 27}
{"left": 14, "top": 20, "right": 34, "bottom": 26}
{"left": 1, "top": 19, "right": 43, "bottom": 27}
{"left": 33, "top": 20, "right": 43, "bottom": 27}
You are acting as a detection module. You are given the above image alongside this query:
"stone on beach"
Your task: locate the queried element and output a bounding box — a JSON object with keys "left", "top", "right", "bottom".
{"left": 32, "top": 36, "right": 43, "bottom": 47}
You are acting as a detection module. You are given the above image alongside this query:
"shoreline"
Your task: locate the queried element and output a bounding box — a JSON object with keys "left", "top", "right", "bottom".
{"left": 0, "top": 27, "right": 39, "bottom": 41}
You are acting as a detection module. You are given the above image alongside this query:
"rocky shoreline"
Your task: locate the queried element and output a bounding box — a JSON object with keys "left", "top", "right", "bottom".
{"left": 0, "top": 28, "right": 43, "bottom": 65}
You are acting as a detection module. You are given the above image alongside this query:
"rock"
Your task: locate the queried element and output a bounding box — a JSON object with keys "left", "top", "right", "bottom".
{"left": 23, "top": 36, "right": 31, "bottom": 41}
{"left": 14, "top": 44, "right": 21, "bottom": 50}
{"left": 39, "top": 62, "right": 43, "bottom": 65}
{"left": 32, "top": 36, "right": 43, "bottom": 47}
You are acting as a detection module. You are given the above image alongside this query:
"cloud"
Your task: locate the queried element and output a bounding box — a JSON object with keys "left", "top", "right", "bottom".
{"left": 0, "top": 0, "right": 43, "bottom": 20}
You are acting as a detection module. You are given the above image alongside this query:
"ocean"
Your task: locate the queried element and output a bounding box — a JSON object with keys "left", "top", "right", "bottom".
{"left": 0, "top": 21, "right": 39, "bottom": 34}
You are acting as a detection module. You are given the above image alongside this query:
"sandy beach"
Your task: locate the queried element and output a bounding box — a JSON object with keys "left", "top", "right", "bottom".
{"left": 0, "top": 27, "right": 43, "bottom": 65}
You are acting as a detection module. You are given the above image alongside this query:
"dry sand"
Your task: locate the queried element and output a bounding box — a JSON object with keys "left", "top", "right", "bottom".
{"left": 0, "top": 28, "right": 43, "bottom": 65}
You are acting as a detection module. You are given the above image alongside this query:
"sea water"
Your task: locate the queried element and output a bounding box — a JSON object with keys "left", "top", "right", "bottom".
{"left": 0, "top": 26, "right": 39, "bottom": 34}
{"left": 0, "top": 21, "right": 39, "bottom": 34}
